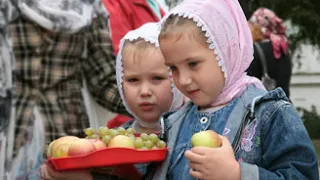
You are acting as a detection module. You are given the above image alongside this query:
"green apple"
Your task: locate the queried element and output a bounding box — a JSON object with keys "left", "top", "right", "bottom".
{"left": 108, "top": 135, "right": 135, "bottom": 149}
{"left": 191, "top": 130, "right": 222, "bottom": 148}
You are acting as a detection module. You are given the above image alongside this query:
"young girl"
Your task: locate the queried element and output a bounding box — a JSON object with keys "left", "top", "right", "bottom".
{"left": 40, "top": 22, "right": 184, "bottom": 180}
{"left": 146, "top": 0, "right": 319, "bottom": 179}
{"left": 115, "top": 22, "right": 184, "bottom": 134}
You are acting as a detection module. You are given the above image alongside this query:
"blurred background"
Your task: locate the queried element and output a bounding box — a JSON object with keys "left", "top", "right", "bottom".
{"left": 240, "top": 0, "right": 320, "bottom": 164}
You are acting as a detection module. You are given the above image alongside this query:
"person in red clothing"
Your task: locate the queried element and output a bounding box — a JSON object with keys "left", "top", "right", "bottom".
{"left": 104, "top": 0, "right": 166, "bottom": 128}
{"left": 103, "top": 0, "right": 166, "bottom": 54}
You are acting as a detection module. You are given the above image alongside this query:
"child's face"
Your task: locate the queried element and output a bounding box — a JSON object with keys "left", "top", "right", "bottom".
{"left": 122, "top": 47, "right": 173, "bottom": 123}
{"left": 160, "top": 28, "right": 225, "bottom": 108}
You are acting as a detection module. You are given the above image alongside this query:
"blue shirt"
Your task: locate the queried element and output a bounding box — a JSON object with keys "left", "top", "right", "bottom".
{"left": 168, "top": 98, "right": 238, "bottom": 180}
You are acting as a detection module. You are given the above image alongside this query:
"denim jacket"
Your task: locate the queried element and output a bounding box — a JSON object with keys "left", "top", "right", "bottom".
{"left": 150, "top": 85, "right": 319, "bottom": 180}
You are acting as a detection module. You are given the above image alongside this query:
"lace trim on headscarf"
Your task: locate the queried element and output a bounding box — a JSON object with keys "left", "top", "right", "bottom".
{"left": 160, "top": 12, "right": 227, "bottom": 79}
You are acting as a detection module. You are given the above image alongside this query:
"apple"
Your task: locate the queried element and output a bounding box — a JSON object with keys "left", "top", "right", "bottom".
{"left": 88, "top": 139, "right": 107, "bottom": 150}
{"left": 108, "top": 135, "right": 135, "bottom": 149}
{"left": 46, "top": 140, "right": 56, "bottom": 158}
{"left": 52, "top": 143, "right": 71, "bottom": 158}
{"left": 191, "top": 130, "right": 222, "bottom": 148}
{"left": 49, "top": 136, "right": 79, "bottom": 157}
{"left": 68, "top": 138, "right": 96, "bottom": 156}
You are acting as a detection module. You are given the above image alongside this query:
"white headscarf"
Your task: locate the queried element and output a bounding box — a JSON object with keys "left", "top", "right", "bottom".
{"left": 116, "top": 22, "right": 184, "bottom": 128}
{"left": 13, "top": 0, "right": 108, "bottom": 33}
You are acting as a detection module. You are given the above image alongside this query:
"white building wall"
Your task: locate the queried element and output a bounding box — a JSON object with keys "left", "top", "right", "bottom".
{"left": 290, "top": 44, "right": 320, "bottom": 111}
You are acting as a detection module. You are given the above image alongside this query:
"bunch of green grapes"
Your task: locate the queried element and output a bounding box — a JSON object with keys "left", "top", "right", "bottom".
{"left": 84, "top": 127, "right": 136, "bottom": 146}
{"left": 84, "top": 127, "right": 166, "bottom": 149}
{"left": 134, "top": 133, "right": 166, "bottom": 150}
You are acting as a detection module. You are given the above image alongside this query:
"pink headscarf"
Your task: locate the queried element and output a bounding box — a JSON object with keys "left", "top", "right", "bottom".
{"left": 161, "top": 0, "right": 265, "bottom": 106}
{"left": 250, "top": 8, "right": 289, "bottom": 59}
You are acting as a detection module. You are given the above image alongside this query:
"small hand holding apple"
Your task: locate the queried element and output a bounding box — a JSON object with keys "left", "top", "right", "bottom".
{"left": 185, "top": 130, "right": 240, "bottom": 180}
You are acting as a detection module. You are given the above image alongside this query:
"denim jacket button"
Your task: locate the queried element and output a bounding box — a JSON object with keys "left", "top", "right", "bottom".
{"left": 200, "top": 117, "right": 208, "bottom": 124}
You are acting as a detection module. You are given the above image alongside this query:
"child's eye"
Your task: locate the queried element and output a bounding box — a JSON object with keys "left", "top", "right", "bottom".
{"left": 188, "top": 61, "right": 199, "bottom": 68}
{"left": 153, "top": 76, "right": 165, "bottom": 81}
{"left": 127, "top": 78, "right": 138, "bottom": 82}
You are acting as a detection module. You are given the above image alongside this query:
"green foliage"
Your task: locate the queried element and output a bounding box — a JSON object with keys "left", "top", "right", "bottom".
{"left": 297, "top": 105, "right": 320, "bottom": 139}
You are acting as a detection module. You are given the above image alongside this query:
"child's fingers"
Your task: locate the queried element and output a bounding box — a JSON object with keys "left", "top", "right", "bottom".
{"left": 191, "top": 147, "right": 213, "bottom": 155}
{"left": 189, "top": 162, "right": 202, "bottom": 173}
{"left": 219, "top": 135, "right": 233, "bottom": 149}
{"left": 189, "top": 168, "right": 204, "bottom": 179}
{"left": 184, "top": 150, "right": 205, "bottom": 163}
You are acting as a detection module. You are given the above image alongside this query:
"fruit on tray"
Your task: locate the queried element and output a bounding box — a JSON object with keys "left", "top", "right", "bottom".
{"left": 107, "top": 135, "right": 135, "bottom": 148}
{"left": 47, "top": 136, "right": 79, "bottom": 158}
{"left": 191, "top": 130, "right": 222, "bottom": 148}
{"left": 88, "top": 139, "right": 107, "bottom": 150}
{"left": 47, "top": 127, "right": 167, "bottom": 158}
{"left": 68, "top": 139, "right": 96, "bottom": 156}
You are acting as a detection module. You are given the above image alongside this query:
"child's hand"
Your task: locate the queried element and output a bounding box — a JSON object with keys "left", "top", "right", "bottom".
{"left": 40, "top": 163, "right": 93, "bottom": 180}
{"left": 184, "top": 136, "right": 240, "bottom": 180}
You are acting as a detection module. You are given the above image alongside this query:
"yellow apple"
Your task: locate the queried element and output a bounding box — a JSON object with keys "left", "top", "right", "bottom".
{"left": 108, "top": 135, "right": 135, "bottom": 149}
{"left": 46, "top": 140, "right": 56, "bottom": 158}
{"left": 49, "top": 136, "right": 79, "bottom": 157}
{"left": 191, "top": 130, "right": 222, "bottom": 148}
{"left": 52, "top": 143, "right": 71, "bottom": 158}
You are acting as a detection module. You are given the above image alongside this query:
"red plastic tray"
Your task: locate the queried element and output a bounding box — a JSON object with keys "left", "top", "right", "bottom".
{"left": 48, "top": 147, "right": 168, "bottom": 171}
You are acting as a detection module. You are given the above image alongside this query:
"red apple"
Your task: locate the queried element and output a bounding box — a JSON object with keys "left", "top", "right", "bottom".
{"left": 68, "top": 138, "right": 96, "bottom": 156}
{"left": 191, "top": 130, "right": 222, "bottom": 148}
{"left": 108, "top": 135, "right": 135, "bottom": 149}
{"left": 49, "top": 136, "right": 79, "bottom": 157}
{"left": 88, "top": 139, "right": 107, "bottom": 150}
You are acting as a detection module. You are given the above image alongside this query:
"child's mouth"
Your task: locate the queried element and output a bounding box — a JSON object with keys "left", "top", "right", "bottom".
{"left": 188, "top": 89, "right": 200, "bottom": 96}
{"left": 139, "top": 103, "right": 155, "bottom": 111}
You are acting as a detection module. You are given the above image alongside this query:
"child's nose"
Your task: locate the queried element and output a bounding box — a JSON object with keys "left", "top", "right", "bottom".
{"left": 179, "top": 74, "right": 192, "bottom": 86}
{"left": 140, "top": 84, "right": 152, "bottom": 97}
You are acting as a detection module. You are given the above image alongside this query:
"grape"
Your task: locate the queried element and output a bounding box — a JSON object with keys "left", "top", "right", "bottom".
{"left": 140, "top": 133, "right": 149, "bottom": 141}
{"left": 84, "top": 127, "right": 95, "bottom": 136}
{"left": 157, "top": 140, "right": 166, "bottom": 148}
{"left": 127, "top": 134, "right": 136, "bottom": 140}
{"left": 134, "top": 137, "right": 144, "bottom": 149}
{"left": 149, "top": 133, "right": 159, "bottom": 144}
{"left": 117, "top": 127, "right": 126, "bottom": 135}
{"left": 126, "top": 128, "right": 135, "bottom": 134}
{"left": 139, "top": 146, "right": 149, "bottom": 150}
{"left": 98, "top": 127, "right": 110, "bottom": 136}
{"left": 109, "top": 129, "right": 119, "bottom": 137}
{"left": 151, "top": 146, "right": 158, "bottom": 150}
{"left": 102, "top": 135, "right": 112, "bottom": 145}
{"left": 144, "top": 140, "right": 154, "bottom": 149}
{"left": 86, "top": 134, "right": 100, "bottom": 139}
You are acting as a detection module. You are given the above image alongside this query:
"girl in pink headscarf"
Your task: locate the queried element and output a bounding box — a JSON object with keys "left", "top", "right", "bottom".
{"left": 143, "top": 0, "right": 318, "bottom": 179}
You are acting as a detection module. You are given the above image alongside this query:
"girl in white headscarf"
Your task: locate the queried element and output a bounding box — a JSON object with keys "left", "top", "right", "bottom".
{"left": 116, "top": 22, "right": 184, "bottom": 134}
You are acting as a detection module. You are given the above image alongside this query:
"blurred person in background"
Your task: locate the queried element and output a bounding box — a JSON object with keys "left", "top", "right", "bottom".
{"left": 247, "top": 8, "right": 292, "bottom": 98}
{"left": 5, "top": 0, "right": 128, "bottom": 179}
{"left": 0, "top": 1, "right": 18, "bottom": 179}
